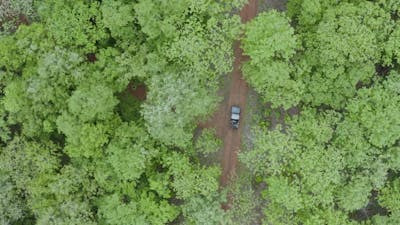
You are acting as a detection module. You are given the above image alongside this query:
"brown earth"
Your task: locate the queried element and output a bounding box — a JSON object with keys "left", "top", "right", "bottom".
{"left": 86, "top": 53, "right": 97, "bottom": 63}
{"left": 127, "top": 82, "right": 147, "bottom": 101}
{"left": 198, "top": 0, "right": 258, "bottom": 209}
{"left": 0, "top": 14, "right": 29, "bottom": 32}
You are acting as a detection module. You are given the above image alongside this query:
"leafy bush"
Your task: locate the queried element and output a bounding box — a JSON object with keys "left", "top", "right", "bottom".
{"left": 195, "top": 128, "right": 222, "bottom": 156}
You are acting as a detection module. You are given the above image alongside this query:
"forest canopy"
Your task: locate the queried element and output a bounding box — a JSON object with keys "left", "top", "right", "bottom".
{"left": 0, "top": 0, "right": 244, "bottom": 224}
{"left": 1, "top": 0, "right": 400, "bottom": 225}
{"left": 240, "top": 0, "right": 400, "bottom": 224}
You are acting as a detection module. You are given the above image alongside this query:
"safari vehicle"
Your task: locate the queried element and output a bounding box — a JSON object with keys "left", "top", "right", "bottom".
{"left": 230, "top": 106, "right": 240, "bottom": 129}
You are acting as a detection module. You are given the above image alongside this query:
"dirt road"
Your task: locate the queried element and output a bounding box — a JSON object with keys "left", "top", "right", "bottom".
{"left": 198, "top": 0, "right": 257, "bottom": 206}
{"left": 220, "top": 0, "right": 257, "bottom": 187}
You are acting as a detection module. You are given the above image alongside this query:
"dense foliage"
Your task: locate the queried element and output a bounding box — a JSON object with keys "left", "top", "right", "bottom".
{"left": 3, "top": 0, "right": 400, "bottom": 224}
{"left": 241, "top": 0, "right": 400, "bottom": 224}
{"left": 242, "top": 11, "right": 302, "bottom": 109}
{"left": 0, "top": 0, "right": 244, "bottom": 224}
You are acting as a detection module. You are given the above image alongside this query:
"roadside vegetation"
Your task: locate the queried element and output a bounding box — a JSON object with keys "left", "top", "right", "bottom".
{"left": 0, "top": 0, "right": 245, "bottom": 224}
{"left": 240, "top": 0, "right": 400, "bottom": 224}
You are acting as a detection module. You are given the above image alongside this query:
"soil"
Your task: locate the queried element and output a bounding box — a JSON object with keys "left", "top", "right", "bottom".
{"left": 350, "top": 191, "right": 388, "bottom": 221}
{"left": 0, "top": 14, "right": 29, "bottom": 32}
{"left": 16, "top": 14, "right": 29, "bottom": 27}
{"left": 127, "top": 82, "right": 147, "bottom": 101}
{"left": 86, "top": 53, "right": 97, "bottom": 63}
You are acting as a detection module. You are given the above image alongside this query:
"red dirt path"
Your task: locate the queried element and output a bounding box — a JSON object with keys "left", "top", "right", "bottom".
{"left": 127, "top": 82, "right": 147, "bottom": 101}
{"left": 198, "top": 0, "right": 257, "bottom": 209}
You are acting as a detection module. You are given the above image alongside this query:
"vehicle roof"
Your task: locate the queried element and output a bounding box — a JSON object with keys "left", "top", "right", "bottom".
{"left": 231, "top": 106, "right": 241, "bottom": 114}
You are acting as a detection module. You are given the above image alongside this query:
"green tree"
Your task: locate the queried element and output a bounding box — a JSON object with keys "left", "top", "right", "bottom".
{"left": 346, "top": 72, "right": 400, "bottom": 148}
{"left": 67, "top": 84, "right": 118, "bottom": 122}
{"left": 163, "top": 152, "right": 220, "bottom": 200}
{"left": 106, "top": 122, "right": 158, "bottom": 182}
{"left": 2, "top": 47, "right": 80, "bottom": 137}
{"left": 36, "top": 0, "right": 106, "bottom": 52}
{"left": 56, "top": 114, "right": 115, "bottom": 158}
{"left": 181, "top": 193, "right": 228, "bottom": 225}
{"left": 242, "top": 10, "right": 302, "bottom": 109}
{"left": 0, "top": 103, "right": 10, "bottom": 142}
{"left": 301, "top": 209, "right": 356, "bottom": 225}
{"left": 296, "top": 1, "right": 392, "bottom": 108}
{"left": 0, "top": 137, "right": 60, "bottom": 224}
{"left": 383, "top": 23, "right": 400, "bottom": 65}
{"left": 0, "top": 137, "right": 60, "bottom": 190}
{"left": 264, "top": 176, "right": 303, "bottom": 213}
{"left": 142, "top": 71, "right": 219, "bottom": 148}
{"left": 97, "top": 191, "right": 178, "bottom": 225}
{"left": 337, "top": 176, "right": 372, "bottom": 212}
{"left": 194, "top": 128, "right": 222, "bottom": 156}
{"left": 379, "top": 179, "right": 400, "bottom": 213}
{"left": 100, "top": 0, "right": 136, "bottom": 41}
{"left": 0, "top": 173, "right": 26, "bottom": 225}
{"left": 239, "top": 127, "right": 296, "bottom": 176}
